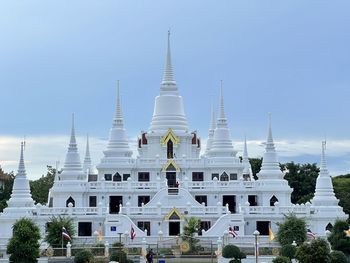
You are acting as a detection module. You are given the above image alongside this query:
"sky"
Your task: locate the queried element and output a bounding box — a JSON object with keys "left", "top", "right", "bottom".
{"left": 0, "top": 1, "right": 350, "bottom": 179}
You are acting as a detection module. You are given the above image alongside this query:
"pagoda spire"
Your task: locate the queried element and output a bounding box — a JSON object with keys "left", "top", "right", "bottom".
{"left": 162, "top": 30, "right": 175, "bottom": 84}
{"left": 160, "top": 30, "right": 178, "bottom": 94}
{"left": 6, "top": 142, "right": 35, "bottom": 208}
{"left": 60, "top": 114, "right": 85, "bottom": 180}
{"left": 149, "top": 32, "right": 188, "bottom": 132}
{"left": 207, "top": 82, "right": 236, "bottom": 157}
{"left": 205, "top": 103, "right": 216, "bottom": 154}
{"left": 83, "top": 134, "right": 92, "bottom": 174}
{"left": 312, "top": 141, "right": 339, "bottom": 206}
{"left": 257, "top": 114, "right": 284, "bottom": 180}
{"left": 242, "top": 135, "right": 252, "bottom": 180}
{"left": 218, "top": 80, "right": 226, "bottom": 123}
{"left": 113, "top": 80, "right": 124, "bottom": 128}
{"left": 102, "top": 82, "right": 133, "bottom": 159}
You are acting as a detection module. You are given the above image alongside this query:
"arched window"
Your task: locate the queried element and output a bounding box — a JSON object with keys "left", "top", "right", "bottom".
{"left": 66, "top": 196, "right": 75, "bottom": 207}
{"left": 167, "top": 140, "right": 174, "bottom": 159}
{"left": 326, "top": 223, "right": 333, "bottom": 231}
{"left": 113, "top": 173, "right": 122, "bottom": 182}
{"left": 220, "top": 172, "right": 229, "bottom": 181}
{"left": 270, "top": 195, "right": 278, "bottom": 206}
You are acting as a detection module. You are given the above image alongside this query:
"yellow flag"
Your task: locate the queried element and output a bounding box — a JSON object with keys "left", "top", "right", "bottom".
{"left": 98, "top": 224, "right": 103, "bottom": 242}
{"left": 344, "top": 229, "right": 350, "bottom": 237}
{"left": 269, "top": 225, "right": 275, "bottom": 241}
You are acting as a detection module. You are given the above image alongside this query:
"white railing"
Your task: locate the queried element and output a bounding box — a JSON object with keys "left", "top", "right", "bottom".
{"left": 120, "top": 205, "right": 227, "bottom": 216}
{"left": 88, "top": 181, "right": 167, "bottom": 191}
{"left": 243, "top": 204, "right": 312, "bottom": 215}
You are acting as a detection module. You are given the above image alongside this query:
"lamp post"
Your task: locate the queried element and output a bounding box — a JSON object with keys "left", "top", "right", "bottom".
{"left": 325, "top": 230, "right": 332, "bottom": 252}
{"left": 291, "top": 241, "right": 297, "bottom": 263}
{"left": 253, "top": 230, "right": 260, "bottom": 263}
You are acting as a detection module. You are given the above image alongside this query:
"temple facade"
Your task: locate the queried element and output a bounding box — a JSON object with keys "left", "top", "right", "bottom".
{"left": 0, "top": 34, "right": 347, "bottom": 248}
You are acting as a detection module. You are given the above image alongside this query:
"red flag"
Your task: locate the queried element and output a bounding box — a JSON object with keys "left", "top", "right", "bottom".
{"left": 131, "top": 226, "right": 136, "bottom": 240}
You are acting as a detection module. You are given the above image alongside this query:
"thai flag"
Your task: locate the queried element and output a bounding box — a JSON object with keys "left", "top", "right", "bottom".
{"left": 228, "top": 226, "right": 238, "bottom": 237}
{"left": 62, "top": 227, "right": 71, "bottom": 241}
{"left": 130, "top": 226, "right": 136, "bottom": 241}
{"left": 307, "top": 229, "right": 316, "bottom": 239}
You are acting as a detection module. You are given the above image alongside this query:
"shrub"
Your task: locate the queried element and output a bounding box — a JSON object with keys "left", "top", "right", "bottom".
{"left": 7, "top": 218, "right": 41, "bottom": 263}
{"left": 276, "top": 214, "right": 307, "bottom": 246}
{"left": 222, "top": 245, "right": 246, "bottom": 262}
{"left": 272, "top": 256, "right": 290, "bottom": 263}
{"left": 110, "top": 250, "right": 127, "bottom": 263}
{"left": 295, "top": 238, "right": 330, "bottom": 263}
{"left": 280, "top": 244, "right": 296, "bottom": 259}
{"left": 330, "top": 250, "right": 347, "bottom": 263}
{"left": 74, "top": 249, "right": 94, "bottom": 263}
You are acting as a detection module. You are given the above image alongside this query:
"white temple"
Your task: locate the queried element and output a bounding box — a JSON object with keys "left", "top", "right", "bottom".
{"left": 0, "top": 33, "right": 347, "bottom": 248}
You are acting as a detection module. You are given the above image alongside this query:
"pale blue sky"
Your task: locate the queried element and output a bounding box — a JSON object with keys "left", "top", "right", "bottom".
{"left": 1, "top": 1, "right": 350, "bottom": 178}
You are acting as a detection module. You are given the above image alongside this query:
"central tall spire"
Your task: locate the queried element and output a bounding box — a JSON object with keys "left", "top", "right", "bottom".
{"left": 149, "top": 32, "right": 188, "bottom": 133}
{"left": 162, "top": 30, "right": 176, "bottom": 85}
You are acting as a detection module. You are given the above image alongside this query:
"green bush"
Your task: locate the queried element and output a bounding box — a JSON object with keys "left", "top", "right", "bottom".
{"left": 330, "top": 250, "right": 347, "bottom": 263}
{"left": 295, "top": 238, "right": 330, "bottom": 263}
{"left": 110, "top": 250, "right": 127, "bottom": 263}
{"left": 7, "top": 218, "right": 41, "bottom": 263}
{"left": 74, "top": 249, "right": 94, "bottom": 263}
{"left": 272, "top": 256, "right": 290, "bottom": 263}
{"left": 222, "top": 245, "right": 246, "bottom": 262}
{"left": 280, "top": 244, "right": 296, "bottom": 259}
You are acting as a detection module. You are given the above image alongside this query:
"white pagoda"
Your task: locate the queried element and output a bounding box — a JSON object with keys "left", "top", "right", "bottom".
{"left": 0, "top": 34, "right": 347, "bottom": 248}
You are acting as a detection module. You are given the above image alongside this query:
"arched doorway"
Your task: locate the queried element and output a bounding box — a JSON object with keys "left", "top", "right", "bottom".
{"left": 270, "top": 195, "right": 278, "bottom": 206}
{"left": 66, "top": 196, "right": 75, "bottom": 207}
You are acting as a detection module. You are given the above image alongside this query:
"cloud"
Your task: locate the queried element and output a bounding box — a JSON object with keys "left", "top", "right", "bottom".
{"left": 1, "top": 135, "right": 350, "bottom": 180}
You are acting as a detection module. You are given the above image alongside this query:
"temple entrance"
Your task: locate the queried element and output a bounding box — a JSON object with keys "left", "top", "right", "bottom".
{"left": 169, "top": 222, "right": 180, "bottom": 236}
{"left": 166, "top": 172, "right": 176, "bottom": 187}
{"left": 109, "top": 196, "right": 123, "bottom": 214}
{"left": 223, "top": 195, "right": 236, "bottom": 213}
{"left": 256, "top": 221, "right": 270, "bottom": 235}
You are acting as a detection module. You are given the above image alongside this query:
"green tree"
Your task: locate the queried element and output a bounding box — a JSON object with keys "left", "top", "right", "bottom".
{"left": 295, "top": 238, "right": 330, "bottom": 263}
{"left": 45, "top": 216, "right": 75, "bottom": 248}
{"left": 0, "top": 168, "right": 14, "bottom": 212}
{"left": 276, "top": 214, "right": 307, "bottom": 246}
{"left": 7, "top": 218, "right": 41, "bottom": 263}
{"left": 330, "top": 250, "right": 347, "bottom": 263}
{"left": 327, "top": 220, "right": 350, "bottom": 256}
{"left": 30, "top": 165, "right": 55, "bottom": 204}
{"left": 281, "top": 162, "right": 319, "bottom": 204}
{"left": 332, "top": 174, "right": 350, "bottom": 222}
{"left": 182, "top": 217, "right": 200, "bottom": 252}
{"left": 249, "top": 158, "right": 262, "bottom": 180}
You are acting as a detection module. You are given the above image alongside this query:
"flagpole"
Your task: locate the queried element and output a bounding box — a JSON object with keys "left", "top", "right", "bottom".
{"left": 61, "top": 229, "right": 64, "bottom": 256}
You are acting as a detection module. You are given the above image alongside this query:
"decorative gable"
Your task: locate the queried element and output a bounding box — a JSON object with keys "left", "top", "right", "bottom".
{"left": 164, "top": 207, "right": 184, "bottom": 220}
{"left": 160, "top": 128, "right": 180, "bottom": 145}
{"left": 162, "top": 159, "right": 181, "bottom": 172}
